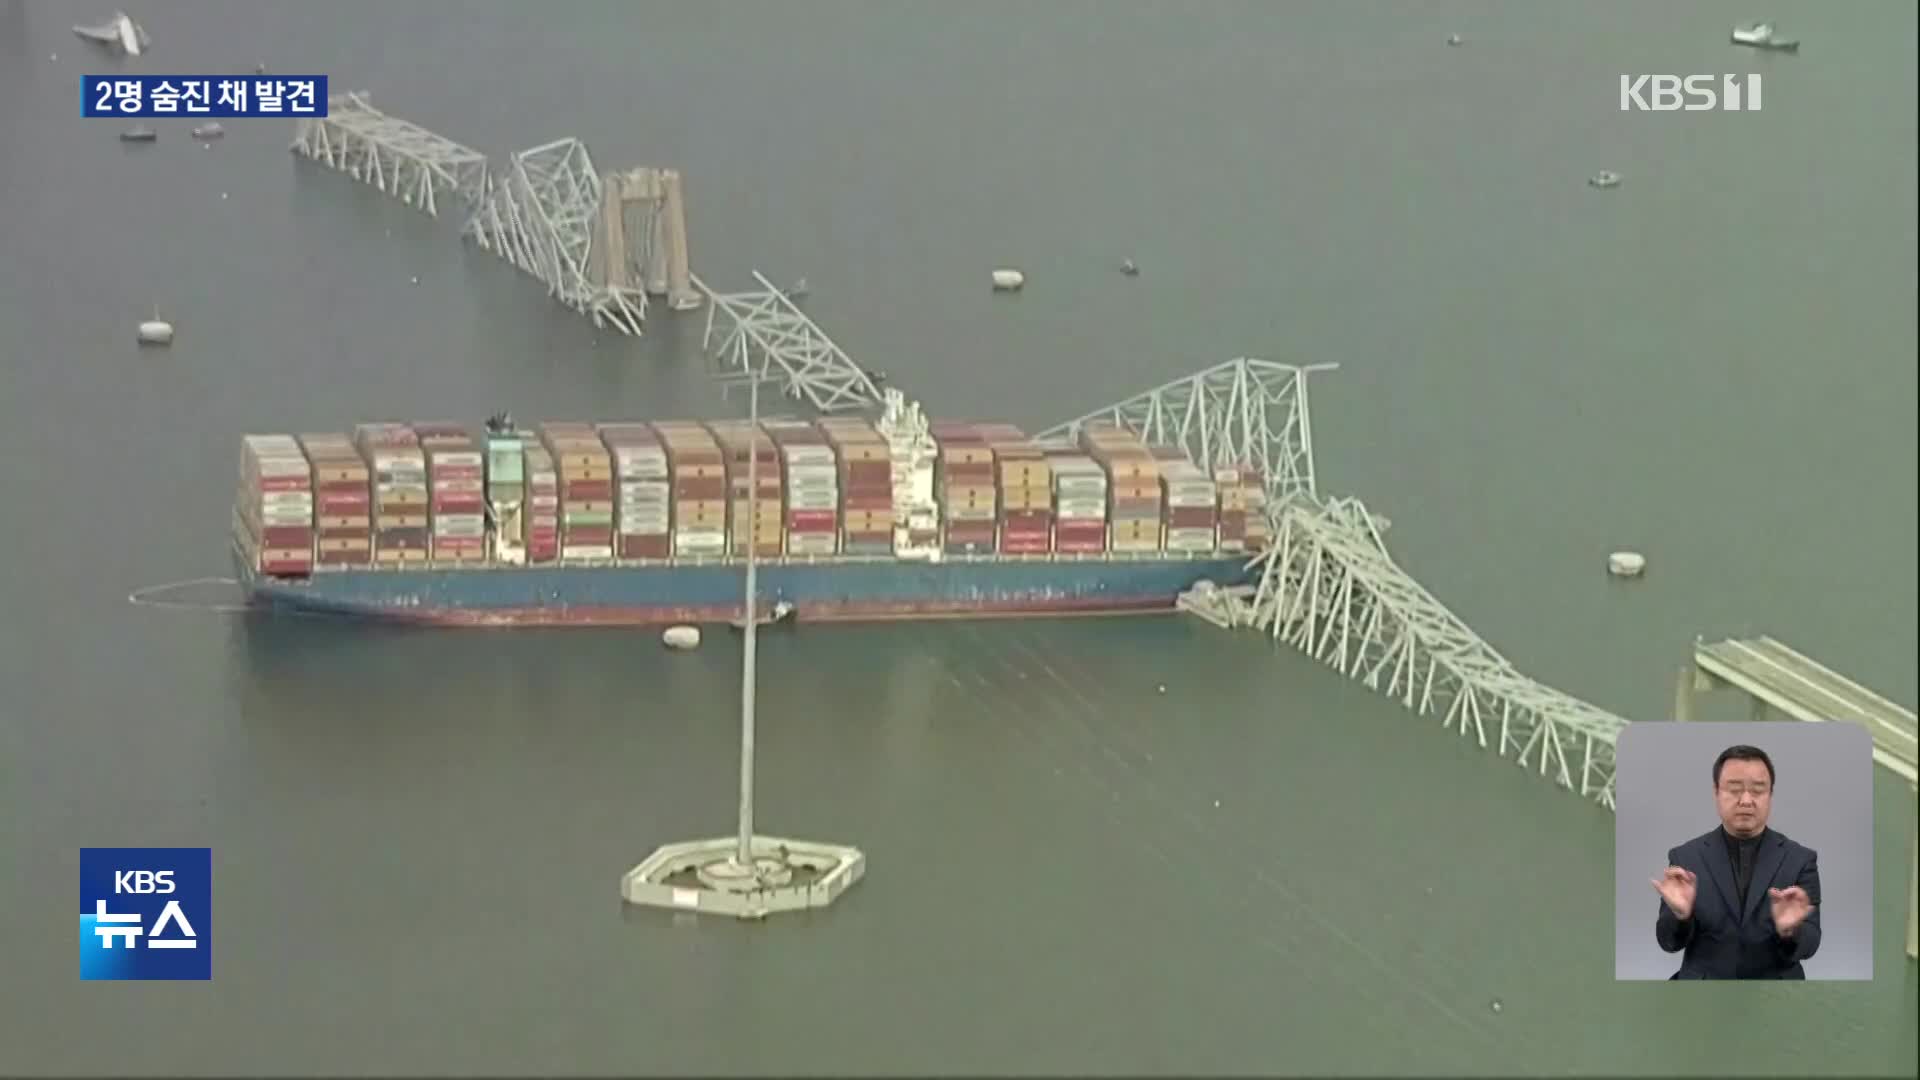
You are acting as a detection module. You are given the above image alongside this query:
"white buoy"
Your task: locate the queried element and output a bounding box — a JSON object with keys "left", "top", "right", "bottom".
{"left": 137, "top": 306, "right": 174, "bottom": 346}
{"left": 991, "top": 268, "right": 1025, "bottom": 291}
{"left": 662, "top": 625, "right": 701, "bottom": 650}
{"left": 1607, "top": 551, "right": 1647, "bottom": 578}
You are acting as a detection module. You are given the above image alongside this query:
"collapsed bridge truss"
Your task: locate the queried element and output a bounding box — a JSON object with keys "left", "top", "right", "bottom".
{"left": 1052, "top": 359, "right": 1630, "bottom": 809}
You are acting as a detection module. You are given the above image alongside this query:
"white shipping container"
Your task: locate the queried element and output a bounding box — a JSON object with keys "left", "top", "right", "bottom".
{"left": 433, "top": 478, "right": 485, "bottom": 495}
{"left": 434, "top": 521, "right": 487, "bottom": 539}
{"left": 788, "top": 491, "right": 839, "bottom": 510}
{"left": 428, "top": 451, "right": 484, "bottom": 468}
{"left": 787, "top": 534, "right": 838, "bottom": 555}
{"left": 561, "top": 544, "right": 616, "bottom": 561}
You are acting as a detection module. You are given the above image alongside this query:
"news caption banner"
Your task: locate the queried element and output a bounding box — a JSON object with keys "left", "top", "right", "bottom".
{"left": 81, "top": 75, "right": 328, "bottom": 118}
{"left": 79, "top": 848, "right": 212, "bottom": 981}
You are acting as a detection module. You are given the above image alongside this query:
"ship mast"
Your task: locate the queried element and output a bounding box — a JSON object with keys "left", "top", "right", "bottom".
{"left": 734, "top": 357, "right": 762, "bottom": 870}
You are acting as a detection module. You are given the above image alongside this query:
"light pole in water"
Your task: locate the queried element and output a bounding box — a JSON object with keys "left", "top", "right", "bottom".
{"left": 619, "top": 344, "right": 867, "bottom": 920}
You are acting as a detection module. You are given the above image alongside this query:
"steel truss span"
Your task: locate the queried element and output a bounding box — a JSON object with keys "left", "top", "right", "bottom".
{"left": 290, "top": 92, "right": 487, "bottom": 219}
{"left": 1055, "top": 359, "right": 1628, "bottom": 809}
{"left": 694, "top": 271, "right": 882, "bottom": 413}
{"left": 464, "top": 138, "right": 648, "bottom": 336}
{"left": 1035, "top": 358, "right": 1337, "bottom": 504}
{"left": 293, "top": 93, "right": 697, "bottom": 337}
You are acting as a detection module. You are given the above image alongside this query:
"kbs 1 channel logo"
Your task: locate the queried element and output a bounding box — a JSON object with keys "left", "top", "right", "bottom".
{"left": 79, "top": 848, "right": 212, "bottom": 981}
{"left": 81, "top": 75, "right": 328, "bottom": 118}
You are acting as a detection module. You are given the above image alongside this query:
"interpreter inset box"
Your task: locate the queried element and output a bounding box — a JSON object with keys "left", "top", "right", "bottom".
{"left": 1613, "top": 721, "right": 1873, "bottom": 981}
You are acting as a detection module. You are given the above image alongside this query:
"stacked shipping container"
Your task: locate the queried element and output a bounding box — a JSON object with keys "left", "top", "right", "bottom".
{"left": 708, "top": 421, "right": 784, "bottom": 559}
{"left": 522, "top": 442, "right": 560, "bottom": 563}
{"left": 1158, "top": 457, "right": 1218, "bottom": 554}
{"left": 817, "top": 418, "right": 892, "bottom": 555}
{"left": 1079, "top": 423, "right": 1164, "bottom": 553}
{"left": 932, "top": 422, "right": 996, "bottom": 554}
{"left": 598, "top": 424, "right": 671, "bottom": 559}
{"left": 297, "top": 434, "right": 372, "bottom": 566}
{"left": 353, "top": 423, "right": 429, "bottom": 564}
{"left": 1047, "top": 451, "right": 1109, "bottom": 554}
{"left": 1241, "top": 468, "right": 1269, "bottom": 551}
{"left": 654, "top": 422, "right": 727, "bottom": 558}
{"left": 235, "top": 435, "right": 316, "bottom": 576}
{"left": 538, "top": 423, "right": 615, "bottom": 561}
{"left": 414, "top": 423, "right": 486, "bottom": 564}
{"left": 765, "top": 421, "right": 839, "bottom": 556}
{"left": 977, "top": 424, "right": 1051, "bottom": 555}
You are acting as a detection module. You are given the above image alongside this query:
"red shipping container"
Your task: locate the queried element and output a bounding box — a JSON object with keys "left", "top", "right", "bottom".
{"left": 565, "top": 526, "right": 614, "bottom": 544}
{"left": 787, "top": 510, "right": 837, "bottom": 530}
{"left": 260, "top": 558, "right": 312, "bottom": 576}
{"left": 673, "top": 478, "right": 726, "bottom": 499}
{"left": 319, "top": 478, "right": 369, "bottom": 494}
{"left": 433, "top": 498, "right": 486, "bottom": 515}
{"left": 319, "top": 491, "right": 370, "bottom": 512}
{"left": 318, "top": 526, "right": 370, "bottom": 541}
{"left": 564, "top": 480, "right": 614, "bottom": 501}
{"left": 250, "top": 475, "right": 312, "bottom": 493}
{"left": 1002, "top": 540, "right": 1051, "bottom": 554}
{"left": 618, "top": 535, "right": 672, "bottom": 559}
{"left": 1168, "top": 507, "right": 1216, "bottom": 528}
{"left": 431, "top": 465, "right": 484, "bottom": 481}
{"left": 1001, "top": 509, "right": 1051, "bottom": 528}
{"left": 258, "top": 525, "right": 314, "bottom": 548}
{"left": 1057, "top": 539, "right": 1106, "bottom": 552}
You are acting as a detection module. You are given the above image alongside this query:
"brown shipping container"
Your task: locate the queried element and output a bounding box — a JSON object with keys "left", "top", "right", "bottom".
{"left": 619, "top": 535, "right": 672, "bottom": 559}
{"left": 1168, "top": 506, "right": 1217, "bottom": 528}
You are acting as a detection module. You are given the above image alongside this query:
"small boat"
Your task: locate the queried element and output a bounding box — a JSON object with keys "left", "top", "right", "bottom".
{"left": 1731, "top": 22, "right": 1799, "bottom": 52}
{"left": 73, "top": 11, "right": 147, "bottom": 56}
{"left": 1447, "top": 33, "right": 1464, "bottom": 46}
{"left": 1588, "top": 170, "right": 1622, "bottom": 189}
{"left": 1120, "top": 258, "right": 1139, "bottom": 277}
{"left": 1607, "top": 551, "right": 1647, "bottom": 579}
{"left": 191, "top": 122, "right": 225, "bottom": 140}
{"left": 991, "top": 268, "right": 1025, "bottom": 291}
{"left": 662, "top": 625, "right": 702, "bottom": 650}
{"left": 119, "top": 125, "right": 156, "bottom": 143}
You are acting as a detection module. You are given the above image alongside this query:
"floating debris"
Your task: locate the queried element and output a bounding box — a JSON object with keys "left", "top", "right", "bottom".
{"left": 991, "top": 268, "right": 1026, "bottom": 291}
{"left": 1120, "top": 258, "right": 1139, "bottom": 277}
{"left": 1589, "top": 170, "right": 1621, "bottom": 189}
{"left": 1490, "top": 998, "right": 1504, "bottom": 1014}
{"left": 192, "top": 122, "right": 225, "bottom": 140}
{"left": 786, "top": 277, "right": 810, "bottom": 299}
{"left": 662, "top": 625, "right": 701, "bottom": 650}
{"left": 119, "top": 125, "right": 156, "bottom": 143}
{"left": 1447, "top": 33, "right": 1464, "bottom": 46}
{"left": 137, "top": 306, "right": 174, "bottom": 346}
{"left": 1607, "top": 551, "right": 1647, "bottom": 578}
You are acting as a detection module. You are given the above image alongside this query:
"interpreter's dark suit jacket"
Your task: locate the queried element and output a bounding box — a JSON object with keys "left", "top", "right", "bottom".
{"left": 1655, "top": 826, "right": 1822, "bottom": 980}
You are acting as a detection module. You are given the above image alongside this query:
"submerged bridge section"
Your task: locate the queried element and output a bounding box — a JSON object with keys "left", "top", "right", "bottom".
{"left": 1058, "top": 359, "right": 1629, "bottom": 809}
{"left": 1682, "top": 635, "right": 1917, "bottom": 961}
{"left": 291, "top": 92, "right": 697, "bottom": 336}
{"left": 695, "top": 272, "right": 883, "bottom": 413}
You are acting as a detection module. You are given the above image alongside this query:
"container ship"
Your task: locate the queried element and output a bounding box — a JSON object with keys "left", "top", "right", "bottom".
{"left": 230, "top": 394, "right": 1267, "bottom": 626}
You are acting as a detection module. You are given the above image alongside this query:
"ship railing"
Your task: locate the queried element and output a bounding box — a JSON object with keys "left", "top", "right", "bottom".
{"left": 305, "top": 547, "right": 1245, "bottom": 573}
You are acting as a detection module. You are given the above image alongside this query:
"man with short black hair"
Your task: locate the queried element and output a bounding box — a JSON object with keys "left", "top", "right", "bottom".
{"left": 1652, "top": 744, "right": 1822, "bottom": 979}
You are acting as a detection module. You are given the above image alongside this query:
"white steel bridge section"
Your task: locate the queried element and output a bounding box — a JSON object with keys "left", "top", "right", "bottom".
{"left": 1053, "top": 358, "right": 1629, "bottom": 808}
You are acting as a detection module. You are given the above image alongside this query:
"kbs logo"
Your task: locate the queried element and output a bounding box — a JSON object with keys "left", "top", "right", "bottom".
{"left": 1620, "top": 74, "right": 1763, "bottom": 112}
{"left": 79, "top": 848, "right": 211, "bottom": 981}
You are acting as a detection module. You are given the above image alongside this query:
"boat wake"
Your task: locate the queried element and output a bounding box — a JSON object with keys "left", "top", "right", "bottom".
{"left": 128, "top": 576, "right": 252, "bottom": 614}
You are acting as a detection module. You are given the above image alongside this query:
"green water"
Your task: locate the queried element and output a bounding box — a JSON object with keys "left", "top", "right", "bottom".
{"left": 0, "top": 0, "right": 1913, "bottom": 1074}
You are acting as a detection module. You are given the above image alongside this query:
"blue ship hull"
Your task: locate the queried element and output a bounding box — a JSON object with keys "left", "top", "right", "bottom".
{"left": 235, "top": 544, "right": 1256, "bottom": 627}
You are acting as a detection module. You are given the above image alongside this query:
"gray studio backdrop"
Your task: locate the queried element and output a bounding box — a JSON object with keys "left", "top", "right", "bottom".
{"left": 1613, "top": 721, "right": 1874, "bottom": 980}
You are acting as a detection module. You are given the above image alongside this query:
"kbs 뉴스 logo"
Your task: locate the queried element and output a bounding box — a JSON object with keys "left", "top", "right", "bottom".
{"left": 79, "top": 848, "right": 212, "bottom": 981}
